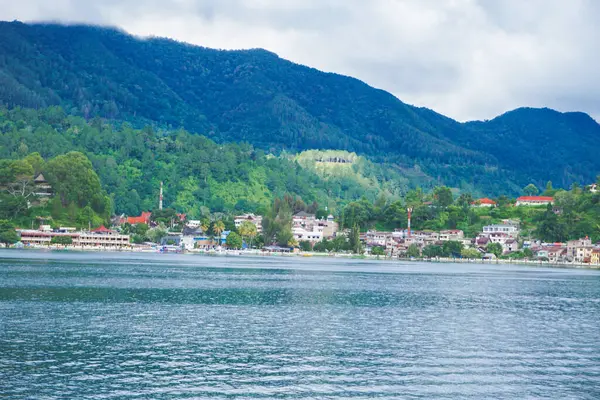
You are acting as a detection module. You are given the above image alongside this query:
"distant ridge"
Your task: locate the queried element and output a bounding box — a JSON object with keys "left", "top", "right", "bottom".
{"left": 0, "top": 20, "right": 599, "bottom": 194}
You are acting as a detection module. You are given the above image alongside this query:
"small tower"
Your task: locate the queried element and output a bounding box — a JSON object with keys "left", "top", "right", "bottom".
{"left": 407, "top": 207, "right": 413, "bottom": 237}
{"left": 159, "top": 181, "right": 164, "bottom": 210}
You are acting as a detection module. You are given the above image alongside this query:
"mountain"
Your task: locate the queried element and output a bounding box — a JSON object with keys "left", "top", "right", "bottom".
{"left": 0, "top": 21, "right": 599, "bottom": 194}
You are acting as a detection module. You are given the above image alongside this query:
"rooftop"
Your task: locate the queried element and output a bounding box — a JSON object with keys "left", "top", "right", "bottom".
{"left": 516, "top": 196, "right": 554, "bottom": 201}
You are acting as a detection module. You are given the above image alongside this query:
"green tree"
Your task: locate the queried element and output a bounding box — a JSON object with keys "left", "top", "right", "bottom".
{"left": 44, "top": 151, "right": 107, "bottom": 213}
{"left": 299, "top": 240, "right": 312, "bottom": 252}
{"left": 487, "top": 242, "right": 503, "bottom": 258}
{"left": 0, "top": 220, "right": 19, "bottom": 247}
{"left": 543, "top": 181, "right": 556, "bottom": 196}
{"left": 371, "top": 246, "right": 385, "bottom": 256}
{"left": 226, "top": 232, "right": 243, "bottom": 249}
{"left": 442, "top": 241, "right": 464, "bottom": 257}
{"left": 212, "top": 220, "right": 225, "bottom": 237}
{"left": 238, "top": 221, "right": 258, "bottom": 248}
{"left": 523, "top": 184, "right": 539, "bottom": 197}
{"left": 349, "top": 224, "right": 363, "bottom": 254}
{"left": 406, "top": 244, "right": 421, "bottom": 258}
{"left": 313, "top": 239, "right": 332, "bottom": 253}
{"left": 23, "top": 152, "right": 45, "bottom": 175}
{"left": 461, "top": 247, "right": 481, "bottom": 259}
{"left": 433, "top": 186, "right": 453, "bottom": 208}
{"left": 147, "top": 227, "right": 167, "bottom": 244}
{"left": 422, "top": 245, "right": 443, "bottom": 258}
{"left": 262, "top": 198, "right": 293, "bottom": 246}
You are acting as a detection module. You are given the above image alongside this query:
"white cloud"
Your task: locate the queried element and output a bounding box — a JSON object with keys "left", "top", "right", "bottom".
{"left": 0, "top": 0, "right": 598, "bottom": 121}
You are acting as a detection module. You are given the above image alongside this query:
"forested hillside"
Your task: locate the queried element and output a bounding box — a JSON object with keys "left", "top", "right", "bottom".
{"left": 0, "top": 107, "right": 405, "bottom": 219}
{"left": 0, "top": 21, "right": 599, "bottom": 194}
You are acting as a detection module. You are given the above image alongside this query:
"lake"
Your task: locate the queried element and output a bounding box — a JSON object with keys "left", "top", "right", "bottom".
{"left": 1, "top": 250, "right": 599, "bottom": 399}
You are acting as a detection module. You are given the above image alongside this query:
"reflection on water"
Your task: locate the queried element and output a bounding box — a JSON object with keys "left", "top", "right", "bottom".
{"left": 1, "top": 251, "right": 600, "bottom": 399}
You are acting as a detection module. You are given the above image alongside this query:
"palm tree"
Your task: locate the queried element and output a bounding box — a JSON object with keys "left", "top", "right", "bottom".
{"left": 239, "top": 221, "right": 258, "bottom": 249}
{"left": 200, "top": 218, "right": 210, "bottom": 234}
{"left": 212, "top": 220, "right": 225, "bottom": 245}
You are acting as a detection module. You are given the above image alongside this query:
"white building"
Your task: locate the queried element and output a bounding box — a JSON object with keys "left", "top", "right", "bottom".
{"left": 439, "top": 230, "right": 464, "bottom": 241}
{"left": 515, "top": 196, "right": 554, "bottom": 206}
{"left": 234, "top": 213, "right": 263, "bottom": 233}
{"left": 482, "top": 224, "right": 519, "bottom": 237}
{"left": 365, "top": 231, "right": 394, "bottom": 247}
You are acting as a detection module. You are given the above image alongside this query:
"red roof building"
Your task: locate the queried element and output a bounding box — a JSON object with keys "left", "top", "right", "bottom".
{"left": 92, "top": 225, "right": 115, "bottom": 234}
{"left": 127, "top": 211, "right": 152, "bottom": 225}
{"left": 472, "top": 198, "right": 496, "bottom": 207}
{"left": 515, "top": 196, "right": 554, "bottom": 206}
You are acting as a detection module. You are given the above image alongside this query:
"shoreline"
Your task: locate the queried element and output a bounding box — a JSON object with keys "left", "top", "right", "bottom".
{"left": 3, "top": 246, "right": 600, "bottom": 270}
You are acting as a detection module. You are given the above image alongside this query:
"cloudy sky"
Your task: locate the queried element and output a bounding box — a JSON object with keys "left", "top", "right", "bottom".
{"left": 1, "top": 0, "right": 598, "bottom": 121}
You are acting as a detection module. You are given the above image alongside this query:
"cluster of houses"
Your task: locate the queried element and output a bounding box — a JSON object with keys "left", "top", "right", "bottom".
{"left": 13, "top": 190, "right": 600, "bottom": 263}
{"left": 292, "top": 212, "right": 338, "bottom": 244}
{"left": 362, "top": 214, "right": 600, "bottom": 265}
{"left": 169, "top": 211, "right": 339, "bottom": 251}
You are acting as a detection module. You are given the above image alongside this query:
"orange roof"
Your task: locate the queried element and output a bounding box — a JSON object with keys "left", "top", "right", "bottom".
{"left": 517, "top": 196, "right": 553, "bottom": 201}
{"left": 473, "top": 198, "right": 496, "bottom": 205}
{"left": 92, "top": 225, "right": 114, "bottom": 233}
{"left": 127, "top": 211, "right": 151, "bottom": 225}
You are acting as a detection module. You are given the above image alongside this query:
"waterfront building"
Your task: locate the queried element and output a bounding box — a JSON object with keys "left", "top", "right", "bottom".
{"left": 78, "top": 226, "right": 130, "bottom": 248}
{"left": 566, "top": 237, "right": 593, "bottom": 262}
{"left": 18, "top": 226, "right": 130, "bottom": 248}
{"left": 591, "top": 250, "right": 600, "bottom": 265}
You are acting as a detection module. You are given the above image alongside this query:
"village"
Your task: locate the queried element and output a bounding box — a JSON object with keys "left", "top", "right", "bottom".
{"left": 10, "top": 190, "right": 600, "bottom": 267}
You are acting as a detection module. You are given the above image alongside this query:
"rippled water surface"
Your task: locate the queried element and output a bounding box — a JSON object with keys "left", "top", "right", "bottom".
{"left": 1, "top": 251, "right": 600, "bottom": 399}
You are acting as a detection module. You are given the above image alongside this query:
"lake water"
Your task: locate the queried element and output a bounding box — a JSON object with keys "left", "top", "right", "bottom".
{"left": 1, "top": 251, "right": 600, "bottom": 399}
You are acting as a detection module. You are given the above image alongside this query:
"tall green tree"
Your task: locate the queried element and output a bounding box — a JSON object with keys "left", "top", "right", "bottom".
{"left": 0, "top": 220, "right": 19, "bottom": 247}
{"left": 523, "top": 184, "right": 539, "bottom": 197}
{"left": 44, "top": 151, "right": 109, "bottom": 215}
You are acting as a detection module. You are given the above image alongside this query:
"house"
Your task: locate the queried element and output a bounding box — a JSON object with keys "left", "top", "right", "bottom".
{"left": 293, "top": 225, "right": 324, "bottom": 243}
{"left": 161, "top": 232, "right": 183, "bottom": 247}
{"left": 515, "top": 196, "right": 554, "bottom": 206}
{"left": 365, "top": 231, "right": 394, "bottom": 247}
{"left": 567, "top": 238, "right": 593, "bottom": 262}
{"left": 291, "top": 212, "right": 337, "bottom": 244}
{"left": 181, "top": 227, "right": 203, "bottom": 250}
{"left": 591, "top": 250, "right": 600, "bottom": 265}
{"left": 503, "top": 239, "right": 519, "bottom": 253}
{"left": 439, "top": 230, "right": 464, "bottom": 241}
{"left": 472, "top": 198, "right": 496, "bottom": 207}
{"left": 539, "top": 246, "right": 567, "bottom": 263}
{"left": 33, "top": 173, "right": 52, "bottom": 198}
{"left": 587, "top": 183, "right": 598, "bottom": 193}
{"left": 234, "top": 213, "right": 263, "bottom": 233}
{"left": 482, "top": 224, "right": 519, "bottom": 237}
{"left": 186, "top": 220, "right": 201, "bottom": 229}
{"left": 292, "top": 211, "right": 317, "bottom": 227}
